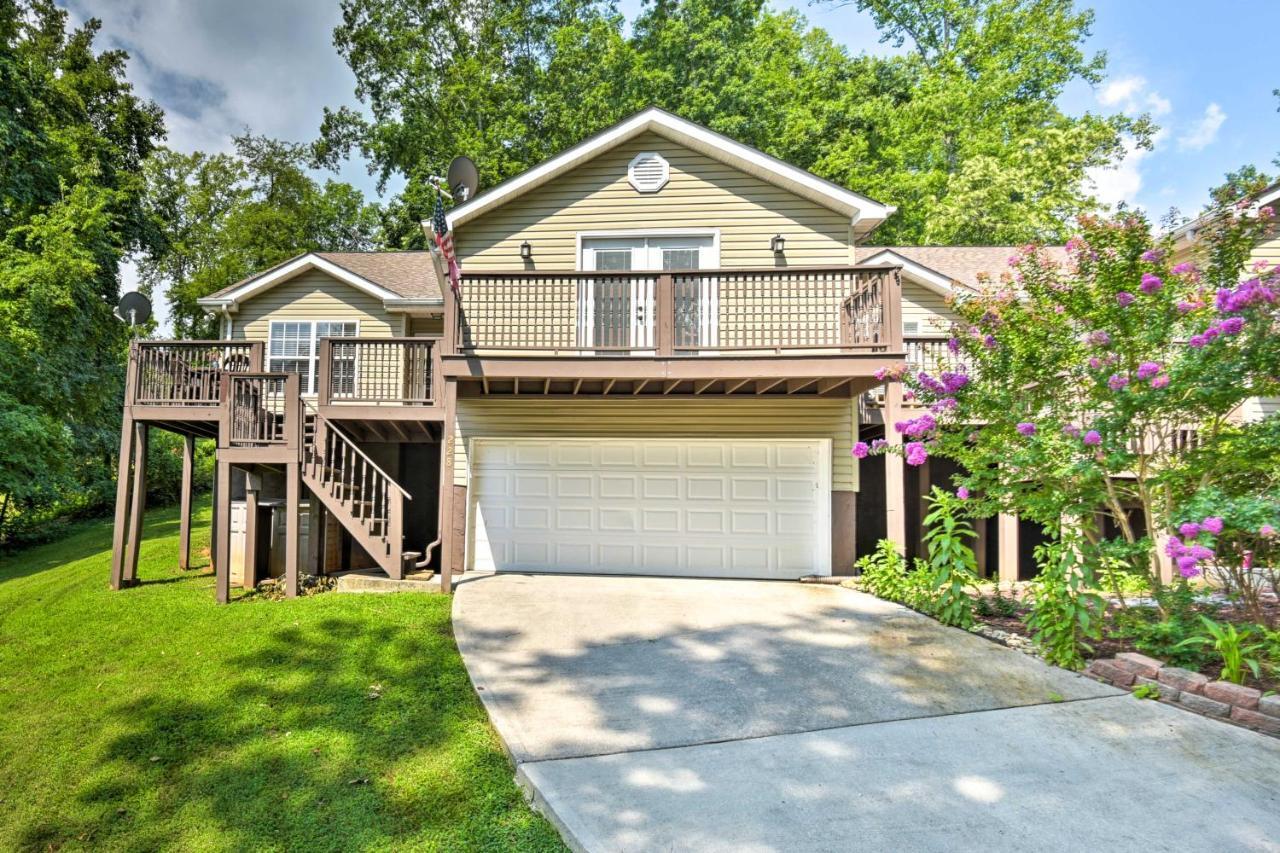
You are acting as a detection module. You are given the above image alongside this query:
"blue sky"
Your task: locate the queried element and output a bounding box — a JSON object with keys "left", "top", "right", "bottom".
{"left": 72, "top": 0, "right": 1278, "bottom": 218}
{"left": 70, "top": 0, "right": 1278, "bottom": 327}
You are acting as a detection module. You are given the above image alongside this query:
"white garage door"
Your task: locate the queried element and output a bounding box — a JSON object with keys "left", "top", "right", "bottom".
{"left": 468, "top": 438, "right": 830, "bottom": 579}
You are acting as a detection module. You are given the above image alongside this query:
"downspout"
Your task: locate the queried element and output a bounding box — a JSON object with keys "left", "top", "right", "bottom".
{"left": 414, "top": 438, "right": 448, "bottom": 571}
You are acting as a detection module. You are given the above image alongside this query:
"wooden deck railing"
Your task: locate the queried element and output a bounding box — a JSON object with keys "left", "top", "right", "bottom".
{"left": 130, "top": 341, "right": 263, "bottom": 406}
{"left": 223, "top": 373, "right": 300, "bottom": 447}
{"left": 454, "top": 265, "right": 903, "bottom": 356}
{"left": 317, "top": 337, "right": 439, "bottom": 406}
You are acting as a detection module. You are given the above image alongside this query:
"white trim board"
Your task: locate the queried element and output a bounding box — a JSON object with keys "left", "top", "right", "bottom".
{"left": 858, "top": 249, "right": 961, "bottom": 298}
{"left": 441, "top": 108, "right": 896, "bottom": 233}
{"left": 196, "top": 253, "right": 444, "bottom": 316}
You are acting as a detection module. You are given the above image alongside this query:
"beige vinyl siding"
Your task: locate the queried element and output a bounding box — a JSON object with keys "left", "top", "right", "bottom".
{"left": 453, "top": 397, "right": 858, "bottom": 491}
{"left": 901, "top": 281, "right": 957, "bottom": 335}
{"left": 230, "top": 270, "right": 398, "bottom": 341}
{"left": 1248, "top": 233, "right": 1280, "bottom": 271}
{"left": 456, "top": 132, "right": 853, "bottom": 269}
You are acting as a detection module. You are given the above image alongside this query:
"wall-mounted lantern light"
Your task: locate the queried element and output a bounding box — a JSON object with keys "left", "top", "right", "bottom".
{"left": 770, "top": 234, "right": 786, "bottom": 254}
{"left": 520, "top": 240, "right": 533, "bottom": 261}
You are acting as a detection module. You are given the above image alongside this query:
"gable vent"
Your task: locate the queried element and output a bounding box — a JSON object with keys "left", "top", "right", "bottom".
{"left": 628, "top": 152, "right": 670, "bottom": 193}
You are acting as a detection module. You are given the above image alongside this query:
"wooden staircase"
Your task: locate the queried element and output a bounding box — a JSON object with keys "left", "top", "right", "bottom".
{"left": 300, "top": 401, "right": 413, "bottom": 579}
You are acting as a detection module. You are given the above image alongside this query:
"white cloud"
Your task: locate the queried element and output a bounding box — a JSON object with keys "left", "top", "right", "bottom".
{"left": 64, "top": 0, "right": 365, "bottom": 161}
{"left": 1087, "top": 135, "right": 1151, "bottom": 210}
{"left": 1178, "top": 103, "right": 1226, "bottom": 151}
{"left": 1097, "top": 75, "right": 1172, "bottom": 117}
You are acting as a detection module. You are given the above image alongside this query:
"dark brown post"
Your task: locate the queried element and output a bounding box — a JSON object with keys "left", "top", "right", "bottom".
{"left": 429, "top": 338, "right": 442, "bottom": 405}
{"left": 215, "top": 458, "right": 232, "bottom": 603}
{"left": 248, "top": 341, "right": 264, "bottom": 372}
{"left": 883, "top": 270, "right": 904, "bottom": 352}
{"left": 441, "top": 263, "right": 458, "bottom": 356}
{"left": 438, "top": 377, "right": 459, "bottom": 593}
{"left": 110, "top": 342, "right": 140, "bottom": 589}
{"left": 317, "top": 338, "right": 332, "bottom": 406}
{"left": 283, "top": 372, "right": 301, "bottom": 457}
{"left": 307, "top": 493, "right": 323, "bottom": 575}
{"left": 243, "top": 471, "right": 260, "bottom": 589}
{"left": 178, "top": 434, "right": 195, "bottom": 570}
{"left": 121, "top": 422, "right": 149, "bottom": 585}
{"left": 387, "top": 494, "right": 404, "bottom": 580}
{"left": 284, "top": 461, "right": 300, "bottom": 598}
{"left": 883, "top": 382, "right": 907, "bottom": 554}
{"left": 656, "top": 273, "right": 674, "bottom": 357}
{"left": 218, "top": 373, "right": 231, "bottom": 447}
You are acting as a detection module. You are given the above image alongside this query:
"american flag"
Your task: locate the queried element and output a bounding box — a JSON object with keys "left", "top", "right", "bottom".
{"left": 432, "top": 191, "right": 461, "bottom": 294}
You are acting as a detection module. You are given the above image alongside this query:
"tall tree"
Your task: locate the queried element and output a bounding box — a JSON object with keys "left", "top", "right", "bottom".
{"left": 140, "top": 134, "right": 383, "bottom": 336}
{"left": 814, "top": 0, "right": 1152, "bottom": 243}
{"left": 0, "top": 0, "right": 165, "bottom": 531}
{"left": 322, "top": 0, "right": 1147, "bottom": 246}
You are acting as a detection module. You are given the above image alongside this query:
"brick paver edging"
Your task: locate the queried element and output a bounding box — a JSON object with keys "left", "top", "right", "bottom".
{"left": 1085, "top": 653, "right": 1280, "bottom": 737}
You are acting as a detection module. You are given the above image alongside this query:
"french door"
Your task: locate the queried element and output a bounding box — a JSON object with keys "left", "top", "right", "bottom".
{"left": 579, "top": 234, "right": 717, "bottom": 350}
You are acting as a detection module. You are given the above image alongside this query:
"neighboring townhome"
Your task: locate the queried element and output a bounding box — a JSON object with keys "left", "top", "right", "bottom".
{"left": 1172, "top": 179, "right": 1280, "bottom": 424}
{"left": 109, "top": 107, "right": 1056, "bottom": 601}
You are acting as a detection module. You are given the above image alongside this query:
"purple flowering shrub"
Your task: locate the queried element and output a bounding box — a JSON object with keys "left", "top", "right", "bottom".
{"left": 879, "top": 210, "right": 1280, "bottom": 596}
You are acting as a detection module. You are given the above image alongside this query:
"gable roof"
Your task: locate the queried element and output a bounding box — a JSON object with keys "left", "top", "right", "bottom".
{"left": 441, "top": 107, "right": 896, "bottom": 237}
{"left": 197, "top": 251, "right": 443, "bottom": 313}
{"left": 860, "top": 246, "right": 1068, "bottom": 295}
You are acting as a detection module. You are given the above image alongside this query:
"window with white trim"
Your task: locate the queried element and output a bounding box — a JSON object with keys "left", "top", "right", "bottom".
{"left": 268, "top": 320, "right": 358, "bottom": 394}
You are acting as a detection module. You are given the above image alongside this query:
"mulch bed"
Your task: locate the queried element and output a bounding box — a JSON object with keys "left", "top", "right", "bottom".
{"left": 974, "top": 592, "right": 1280, "bottom": 694}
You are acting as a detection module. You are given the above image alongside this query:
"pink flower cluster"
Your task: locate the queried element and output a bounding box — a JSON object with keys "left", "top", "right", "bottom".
{"left": 1016, "top": 422, "right": 1036, "bottom": 436}
{"left": 852, "top": 441, "right": 869, "bottom": 459}
{"left": 1215, "top": 278, "right": 1277, "bottom": 313}
{"left": 1188, "top": 316, "right": 1246, "bottom": 348}
{"left": 1082, "top": 430, "right": 1102, "bottom": 446}
{"left": 1108, "top": 373, "right": 1128, "bottom": 391}
{"left": 894, "top": 413, "right": 937, "bottom": 439}
{"left": 1087, "top": 330, "right": 1111, "bottom": 347}
{"left": 1140, "top": 248, "right": 1164, "bottom": 263}
{"left": 904, "top": 442, "right": 928, "bottom": 466}
{"left": 1116, "top": 291, "right": 1135, "bottom": 307}
{"left": 1139, "top": 273, "right": 1163, "bottom": 294}
{"left": 1167, "top": 516, "right": 1225, "bottom": 578}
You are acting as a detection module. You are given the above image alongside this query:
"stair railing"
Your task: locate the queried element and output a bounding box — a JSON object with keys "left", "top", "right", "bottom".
{"left": 301, "top": 400, "right": 411, "bottom": 576}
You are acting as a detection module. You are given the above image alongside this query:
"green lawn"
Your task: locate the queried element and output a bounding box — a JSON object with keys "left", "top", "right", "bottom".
{"left": 0, "top": 498, "right": 565, "bottom": 852}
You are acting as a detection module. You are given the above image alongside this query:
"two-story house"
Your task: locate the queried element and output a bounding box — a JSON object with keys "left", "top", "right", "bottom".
{"left": 109, "top": 108, "right": 1046, "bottom": 601}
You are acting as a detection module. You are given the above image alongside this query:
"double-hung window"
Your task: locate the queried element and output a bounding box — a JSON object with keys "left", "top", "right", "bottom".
{"left": 267, "top": 320, "right": 358, "bottom": 394}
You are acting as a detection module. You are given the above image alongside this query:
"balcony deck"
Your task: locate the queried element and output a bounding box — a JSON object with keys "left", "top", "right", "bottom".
{"left": 444, "top": 264, "right": 906, "bottom": 397}
{"left": 125, "top": 338, "right": 445, "bottom": 442}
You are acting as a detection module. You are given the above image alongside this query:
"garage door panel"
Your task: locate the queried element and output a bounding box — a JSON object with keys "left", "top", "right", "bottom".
{"left": 555, "top": 474, "right": 593, "bottom": 498}
{"left": 599, "top": 476, "right": 637, "bottom": 498}
{"left": 686, "top": 477, "right": 725, "bottom": 500}
{"left": 470, "top": 438, "right": 829, "bottom": 579}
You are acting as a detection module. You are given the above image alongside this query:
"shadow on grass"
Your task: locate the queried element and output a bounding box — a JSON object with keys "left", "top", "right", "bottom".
{"left": 14, "top": 611, "right": 552, "bottom": 851}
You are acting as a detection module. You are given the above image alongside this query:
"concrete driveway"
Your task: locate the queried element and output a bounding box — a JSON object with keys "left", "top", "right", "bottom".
{"left": 453, "top": 574, "right": 1280, "bottom": 852}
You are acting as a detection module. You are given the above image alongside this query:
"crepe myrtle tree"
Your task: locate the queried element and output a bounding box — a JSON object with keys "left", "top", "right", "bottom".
{"left": 861, "top": 208, "right": 1280, "bottom": 592}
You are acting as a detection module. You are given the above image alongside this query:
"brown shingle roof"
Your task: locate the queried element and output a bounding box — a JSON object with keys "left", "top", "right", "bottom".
{"left": 205, "top": 251, "right": 442, "bottom": 301}
{"left": 860, "top": 246, "right": 1068, "bottom": 290}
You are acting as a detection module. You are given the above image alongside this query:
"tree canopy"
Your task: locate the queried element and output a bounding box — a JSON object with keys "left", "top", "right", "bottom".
{"left": 0, "top": 0, "right": 165, "bottom": 534}
{"left": 319, "top": 0, "right": 1152, "bottom": 244}
{"left": 139, "top": 134, "right": 382, "bottom": 336}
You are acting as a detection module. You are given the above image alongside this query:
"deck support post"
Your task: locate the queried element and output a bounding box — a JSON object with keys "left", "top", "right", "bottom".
{"left": 972, "top": 516, "right": 989, "bottom": 577}
{"left": 284, "top": 461, "right": 300, "bottom": 598}
{"left": 243, "top": 471, "right": 261, "bottom": 589}
{"left": 109, "top": 412, "right": 136, "bottom": 590}
{"left": 178, "top": 435, "right": 195, "bottom": 570}
{"left": 215, "top": 458, "right": 232, "bottom": 604}
{"left": 883, "top": 381, "right": 907, "bottom": 556}
{"left": 997, "top": 513, "right": 1020, "bottom": 584}
{"left": 121, "top": 422, "right": 149, "bottom": 586}
{"left": 307, "top": 494, "right": 323, "bottom": 575}
{"left": 439, "top": 378, "right": 459, "bottom": 594}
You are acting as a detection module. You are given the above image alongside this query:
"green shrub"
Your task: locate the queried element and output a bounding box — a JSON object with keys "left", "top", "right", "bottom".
{"left": 921, "top": 487, "right": 980, "bottom": 629}
{"left": 1022, "top": 539, "right": 1103, "bottom": 670}
{"left": 1175, "top": 616, "right": 1268, "bottom": 685}
{"left": 856, "top": 540, "right": 910, "bottom": 602}
{"left": 1116, "top": 581, "right": 1210, "bottom": 670}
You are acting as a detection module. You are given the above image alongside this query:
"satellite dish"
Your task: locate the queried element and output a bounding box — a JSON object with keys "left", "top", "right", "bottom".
{"left": 447, "top": 156, "right": 479, "bottom": 202}
{"left": 115, "top": 291, "right": 152, "bottom": 326}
